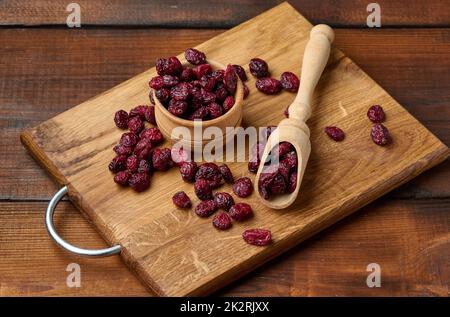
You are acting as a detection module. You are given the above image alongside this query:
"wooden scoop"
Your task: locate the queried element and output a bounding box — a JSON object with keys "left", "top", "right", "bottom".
{"left": 255, "top": 24, "right": 335, "bottom": 209}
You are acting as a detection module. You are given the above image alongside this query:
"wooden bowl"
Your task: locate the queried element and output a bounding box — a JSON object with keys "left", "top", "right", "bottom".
{"left": 153, "top": 60, "right": 244, "bottom": 152}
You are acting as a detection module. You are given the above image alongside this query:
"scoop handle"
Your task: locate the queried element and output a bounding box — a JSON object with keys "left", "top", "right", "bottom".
{"left": 290, "top": 24, "right": 334, "bottom": 122}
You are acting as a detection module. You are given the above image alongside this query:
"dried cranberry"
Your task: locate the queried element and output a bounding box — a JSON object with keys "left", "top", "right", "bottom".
{"left": 140, "top": 127, "right": 164, "bottom": 145}
{"left": 215, "top": 86, "right": 229, "bottom": 103}
{"left": 192, "top": 64, "right": 212, "bottom": 79}
{"left": 207, "top": 102, "right": 223, "bottom": 119}
{"left": 156, "top": 57, "right": 182, "bottom": 76}
{"left": 149, "top": 76, "right": 164, "bottom": 90}
{"left": 218, "top": 164, "right": 234, "bottom": 184}
{"left": 185, "top": 48, "right": 206, "bottom": 65}
{"left": 201, "top": 89, "right": 216, "bottom": 104}
{"left": 367, "top": 105, "right": 386, "bottom": 123}
{"left": 129, "top": 105, "right": 149, "bottom": 119}
{"left": 109, "top": 154, "right": 127, "bottom": 173}
{"left": 188, "top": 106, "right": 210, "bottom": 120}
{"left": 269, "top": 173, "right": 286, "bottom": 195}
{"left": 127, "top": 116, "right": 144, "bottom": 134}
{"left": 120, "top": 132, "right": 138, "bottom": 148}
{"left": 128, "top": 172, "right": 151, "bottom": 192}
{"left": 168, "top": 99, "right": 188, "bottom": 117}
{"left": 155, "top": 88, "right": 170, "bottom": 104}
{"left": 232, "top": 64, "right": 247, "bottom": 82}
{"left": 212, "top": 211, "right": 232, "bottom": 230}
{"left": 195, "top": 163, "right": 223, "bottom": 188}
{"left": 287, "top": 172, "right": 297, "bottom": 193}
{"left": 114, "top": 170, "right": 130, "bottom": 186}
{"left": 114, "top": 110, "right": 129, "bottom": 129}
{"left": 194, "top": 178, "right": 213, "bottom": 200}
{"left": 149, "top": 90, "right": 155, "bottom": 105}
{"left": 371, "top": 123, "right": 391, "bottom": 146}
{"left": 223, "top": 64, "right": 238, "bottom": 94}
{"left": 162, "top": 75, "right": 179, "bottom": 88}
{"left": 213, "top": 192, "right": 234, "bottom": 211}
{"left": 144, "top": 106, "right": 156, "bottom": 125}
{"left": 222, "top": 95, "right": 235, "bottom": 112}
{"left": 325, "top": 126, "right": 345, "bottom": 142}
{"left": 195, "top": 199, "right": 217, "bottom": 217}
{"left": 179, "top": 161, "right": 198, "bottom": 182}
{"left": 255, "top": 77, "right": 282, "bottom": 95}
{"left": 249, "top": 58, "right": 269, "bottom": 78}
{"left": 229, "top": 203, "right": 253, "bottom": 221}
{"left": 242, "top": 229, "right": 272, "bottom": 246}
{"left": 180, "top": 67, "right": 194, "bottom": 82}
{"left": 137, "top": 159, "right": 152, "bottom": 174}
{"left": 248, "top": 161, "right": 260, "bottom": 174}
{"left": 152, "top": 148, "right": 174, "bottom": 171}
{"left": 280, "top": 72, "right": 300, "bottom": 92}
{"left": 126, "top": 155, "right": 139, "bottom": 172}
{"left": 232, "top": 177, "right": 253, "bottom": 198}
{"left": 200, "top": 75, "right": 216, "bottom": 92}
{"left": 171, "top": 146, "right": 190, "bottom": 165}
{"left": 133, "top": 138, "right": 152, "bottom": 160}
{"left": 170, "top": 82, "right": 192, "bottom": 101}
{"left": 243, "top": 83, "right": 250, "bottom": 99}
{"left": 211, "top": 70, "right": 225, "bottom": 82}
{"left": 113, "top": 144, "right": 132, "bottom": 156}
{"left": 172, "top": 191, "right": 192, "bottom": 209}
{"left": 271, "top": 142, "right": 293, "bottom": 162}
{"left": 281, "top": 151, "right": 298, "bottom": 170}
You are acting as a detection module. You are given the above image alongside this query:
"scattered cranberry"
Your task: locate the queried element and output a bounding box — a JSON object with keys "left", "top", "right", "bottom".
{"left": 180, "top": 67, "right": 194, "bottom": 81}
{"left": 185, "top": 48, "right": 206, "bottom": 65}
{"left": 256, "top": 77, "right": 282, "bottom": 95}
{"left": 212, "top": 211, "right": 232, "bottom": 230}
{"left": 192, "top": 64, "right": 212, "bottom": 79}
{"left": 137, "top": 159, "right": 152, "bottom": 174}
{"left": 195, "top": 162, "right": 223, "bottom": 188}
{"left": 179, "top": 161, "right": 198, "bottom": 182}
{"left": 168, "top": 99, "right": 188, "bottom": 117}
{"left": 114, "top": 110, "right": 129, "bottom": 129}
{"left": 172, "top": 191, "right": 192, "bottom": 209}
{"left": 194, "top": 178, "right": 213, "bottom": 200}
{"left": 371, "top": 123, "right": 391, "bottom": 145}
{"left": 126, "top": 155, "right": 139, "bottom": 172}
{"left": 229, "top": 203, "right": 253, "bottom": 221}
{"left": 280, "top": 72, "right": 300, "bottom": 92}
{"left": 113, "top": 144, "right": 132, "bottom": 156}
{"left": 155, "top": 88, "right": 170, "bottom": 104}
{"left": 144, "top": 106, "right": 156, "bottom": 125}
{"left": 248, "top": 161, "right": 259, "bottom": 174}
{"left": 152, "top": 148, "right": 174, "bottom": 171}
{"left": 128, "top": 172, "right": 151, "bottom": 192}
{"left": 170, "top": 82, "right": 192, "bottom": 101}
{"left": 156, "top": 56, "right": 182, "bottom": 76}
{"left": 233, "top": 177, "right": 253, "bottom": 198}
{"left": 222, "top": 95, "right": 235, "bottom": 112}
{"left": 232, "top": 64, "right": 247, "bottom": 82}
{"left": 195, "top": 199, "right": 217, "bottom": 217}
{"left": 249, "top": 58, "right": 269, "bottom": 78}
{"left": 162, "top": 75, "right": 179, "bottom": 88}
{"left": 223, "top": 64, "right": 238, "bottom": 94}
{"left": 242, "top": 229, "right": 272, "bottom": 246}
{"left": 149, "top": 76, "right": 164, "bottom": 90}
{"left": 109, "top": 155, "right": 127, "bottom": 173}
{"left": 218, "top": 164, "right": 234, "bottom": 184}
{"left": 114, "top": 170, "right": 130, "bottom": 186}
{"left": 213, "top": 192, "right": 235, "bottom": 211}
{"left": 325, "top": 126, "right": 345, "bottom": 142}
{"left": 120, "top": 132, "right": 138, "bottom": 148}
{"left": 133, "top": 138, "right": 152, "bottom": 160}
{"left": 367, "top": 105, "right": 385, "bottom": 123}
{"left": 129, "top": 105, "right": 149, "bottom": 120}
{"left": 140, "top": 127, "right": 164, "bottom": 145}
{"left": 127, "top": 116, "right": 144, "bottom": 134}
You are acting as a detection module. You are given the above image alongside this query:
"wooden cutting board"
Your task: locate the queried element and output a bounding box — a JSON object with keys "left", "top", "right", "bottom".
{"left": 20, "top": 2, "right": 449, "bottom": 296}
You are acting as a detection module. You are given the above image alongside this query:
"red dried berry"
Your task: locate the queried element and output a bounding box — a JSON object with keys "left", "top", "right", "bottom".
{"left": 255, "top": 77, "right": 282, "bottom": 95}
{"left": 129, "top": 105, "right": 149, "bottom": 120}
{"left": 207, "top": 102, "right": 224, "bottom": 119}
{"left": 200, "top": 75, "right": 216, "bottom": 92}
{"left": 287, "top": 172, "right": 297, "bottom": 193}
{"left": 144, "top": 105, "right": 156, "bottom": 125}
{"left": 371, "top": 123, "right": 391, "bottom": 145}
{"left": 127, "top": 116, "right": 144, "bottom": 134}
{"left": 269, "top": 173, "right": 286, "bottom": 195}
{"left": 248, "top": 161, "right": 260, "bottom": 174}
{"left": 232, "top": 64, "right": 247, "bottom": 82}
{"left": 149, "top": 76, "right": 164, "bottom": 90}
{"left": 179, "top": 161, "right": 198, "bottom": 182}
{"left": 156, "top": 57, "right": 182, "bottom": 76}
{"left": 188, "top": 106, "right": 210, "bottom": 120}
{"left": 152, "top": 148, "right": 174, "bottom": 171}
{"left": 133, "top": 138, "right": 152, "bottom": 160}
{"left": 213, "top": 192, "right": 235, "bottom": 211}
{"left": 218, "top": 164, "right": 234, "bottom": 184}
{"left": 137, "top": 159, "right": 152, "bottom": 174}
{"left": 162, "top": 75, "right": 179, "bottom": 88}
{"left": 201, "top": 89, "right": 216, "bottom": 105}
{"left": 367, "top": 105, "right": 386, "bottom": 123}
{"left": 185, "top": 48, "right": 206, "bottom": 65}
{"left": 249, "top": 58, "right": 269, "bottom": 78}
{"left": 325, "top": 126, "right": 345, "bottom": 142}
{"left": 170, "top": 82, "right": 192, "bottom": 101}
{"left": 195, "top": 162, "right": 223, "bottom": 188}
{"left": 212, "top": 211, "right": 232, "bottom": 230}
{"left": 242, "top": 229, "right": 272, "bottom": 246}
{"left": 223, "top": 64, "right": 238, "bottom": 94}
{"left": 211, "top": 70, "right": 225, "bottom": 82}
{"left": 280, "top": 72, "right": 300, "bottom": 92}
{"left": 195, "top": 199, "right": 217, "bottom": 217}
{"left": 126, "top": 155, "right": 139, "bottom": 172}
{"left": 109, "top": 154, "right": 127, "bottom": 173}
{"left": 168, "top": 99, "right": 188, "bottom": 117}
{"left": 114, "top": 170, "right": 130, "bottom": 186}
{"left": 180, "top": 67, "right": 194, "bottom": 82}
{"left": 172, "top": 191, "right": 192, "bottom": 209}
{"left": 155, "top": 88, "right": 170, "bottom": 104}
{"left": 272, "top": 142, "right": 294, "bottom": 162}
{"left": 140, "top": 127, "right": 164, "bottom": 145}
{"left": 222, "top": 95, "right": 235, "bottom": 112}
{"left": 128, "top": 172, "right": 151, "bottom": 192}
{"left": 194, "top": 178, "right": 213, "bottom": 200}
{"left": 114, "top": 110, "right": 129, "bottom": 129}
{"left": 243, "top": 83, "right": 250, "bottom": 99}
{"left": 120, "top": 132, "right": 138, "bottom": 148}
{"left": 229, "top": 203, "right": 253, "bottom": 221}
{"left": 113, "top": 144, "right": 133, "bottom": 156}
{"left": 192, "top": 64, "right": 212, "bottom": 80}
{"left": 232, "top": 177, "right": 253, "bottom": 198}
{"left": 215, "top": 86, "right": 229, "bottom": 103}
{"left": 281, "top": 151, "right": 298, "bottom": 170}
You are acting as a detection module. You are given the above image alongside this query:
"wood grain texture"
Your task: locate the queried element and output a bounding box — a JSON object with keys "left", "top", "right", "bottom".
{"left": 19, "top": 3, "right": 449, "bottom": 296}
{"left": 2, "top": 28, "right": 450, "bottom": 201}
{"left": 0, "top": 199, "right": 448, "bottom": 296}
{"left": 1, "top": 0, "right": 449, "bottom": 27}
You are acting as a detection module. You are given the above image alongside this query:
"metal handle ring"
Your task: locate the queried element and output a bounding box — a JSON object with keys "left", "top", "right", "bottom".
{"left": 45, "top": 186, "right": 121, "bottom": 257}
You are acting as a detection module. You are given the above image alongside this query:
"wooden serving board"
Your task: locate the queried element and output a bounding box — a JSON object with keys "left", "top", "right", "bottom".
{"left": 20, "top": 2, "right": 449, "bottom": 296}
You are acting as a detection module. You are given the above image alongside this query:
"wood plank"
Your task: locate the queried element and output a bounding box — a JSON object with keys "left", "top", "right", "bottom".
{"left": 1, "top": 0, "right": 449, "bottom": 27}
{"left": 1, "top": 28, "right": 450, "bottom": 200}
{"left": 0, "top": 199, "right": 448, "bottom": 296}
{"left": 19, "top": 3, "right": 449, "bottom": 296}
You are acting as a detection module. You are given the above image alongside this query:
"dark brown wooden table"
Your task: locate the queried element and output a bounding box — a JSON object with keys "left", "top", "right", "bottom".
{"left": 0, "top": 1, "right": 448, "bottom": 296}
